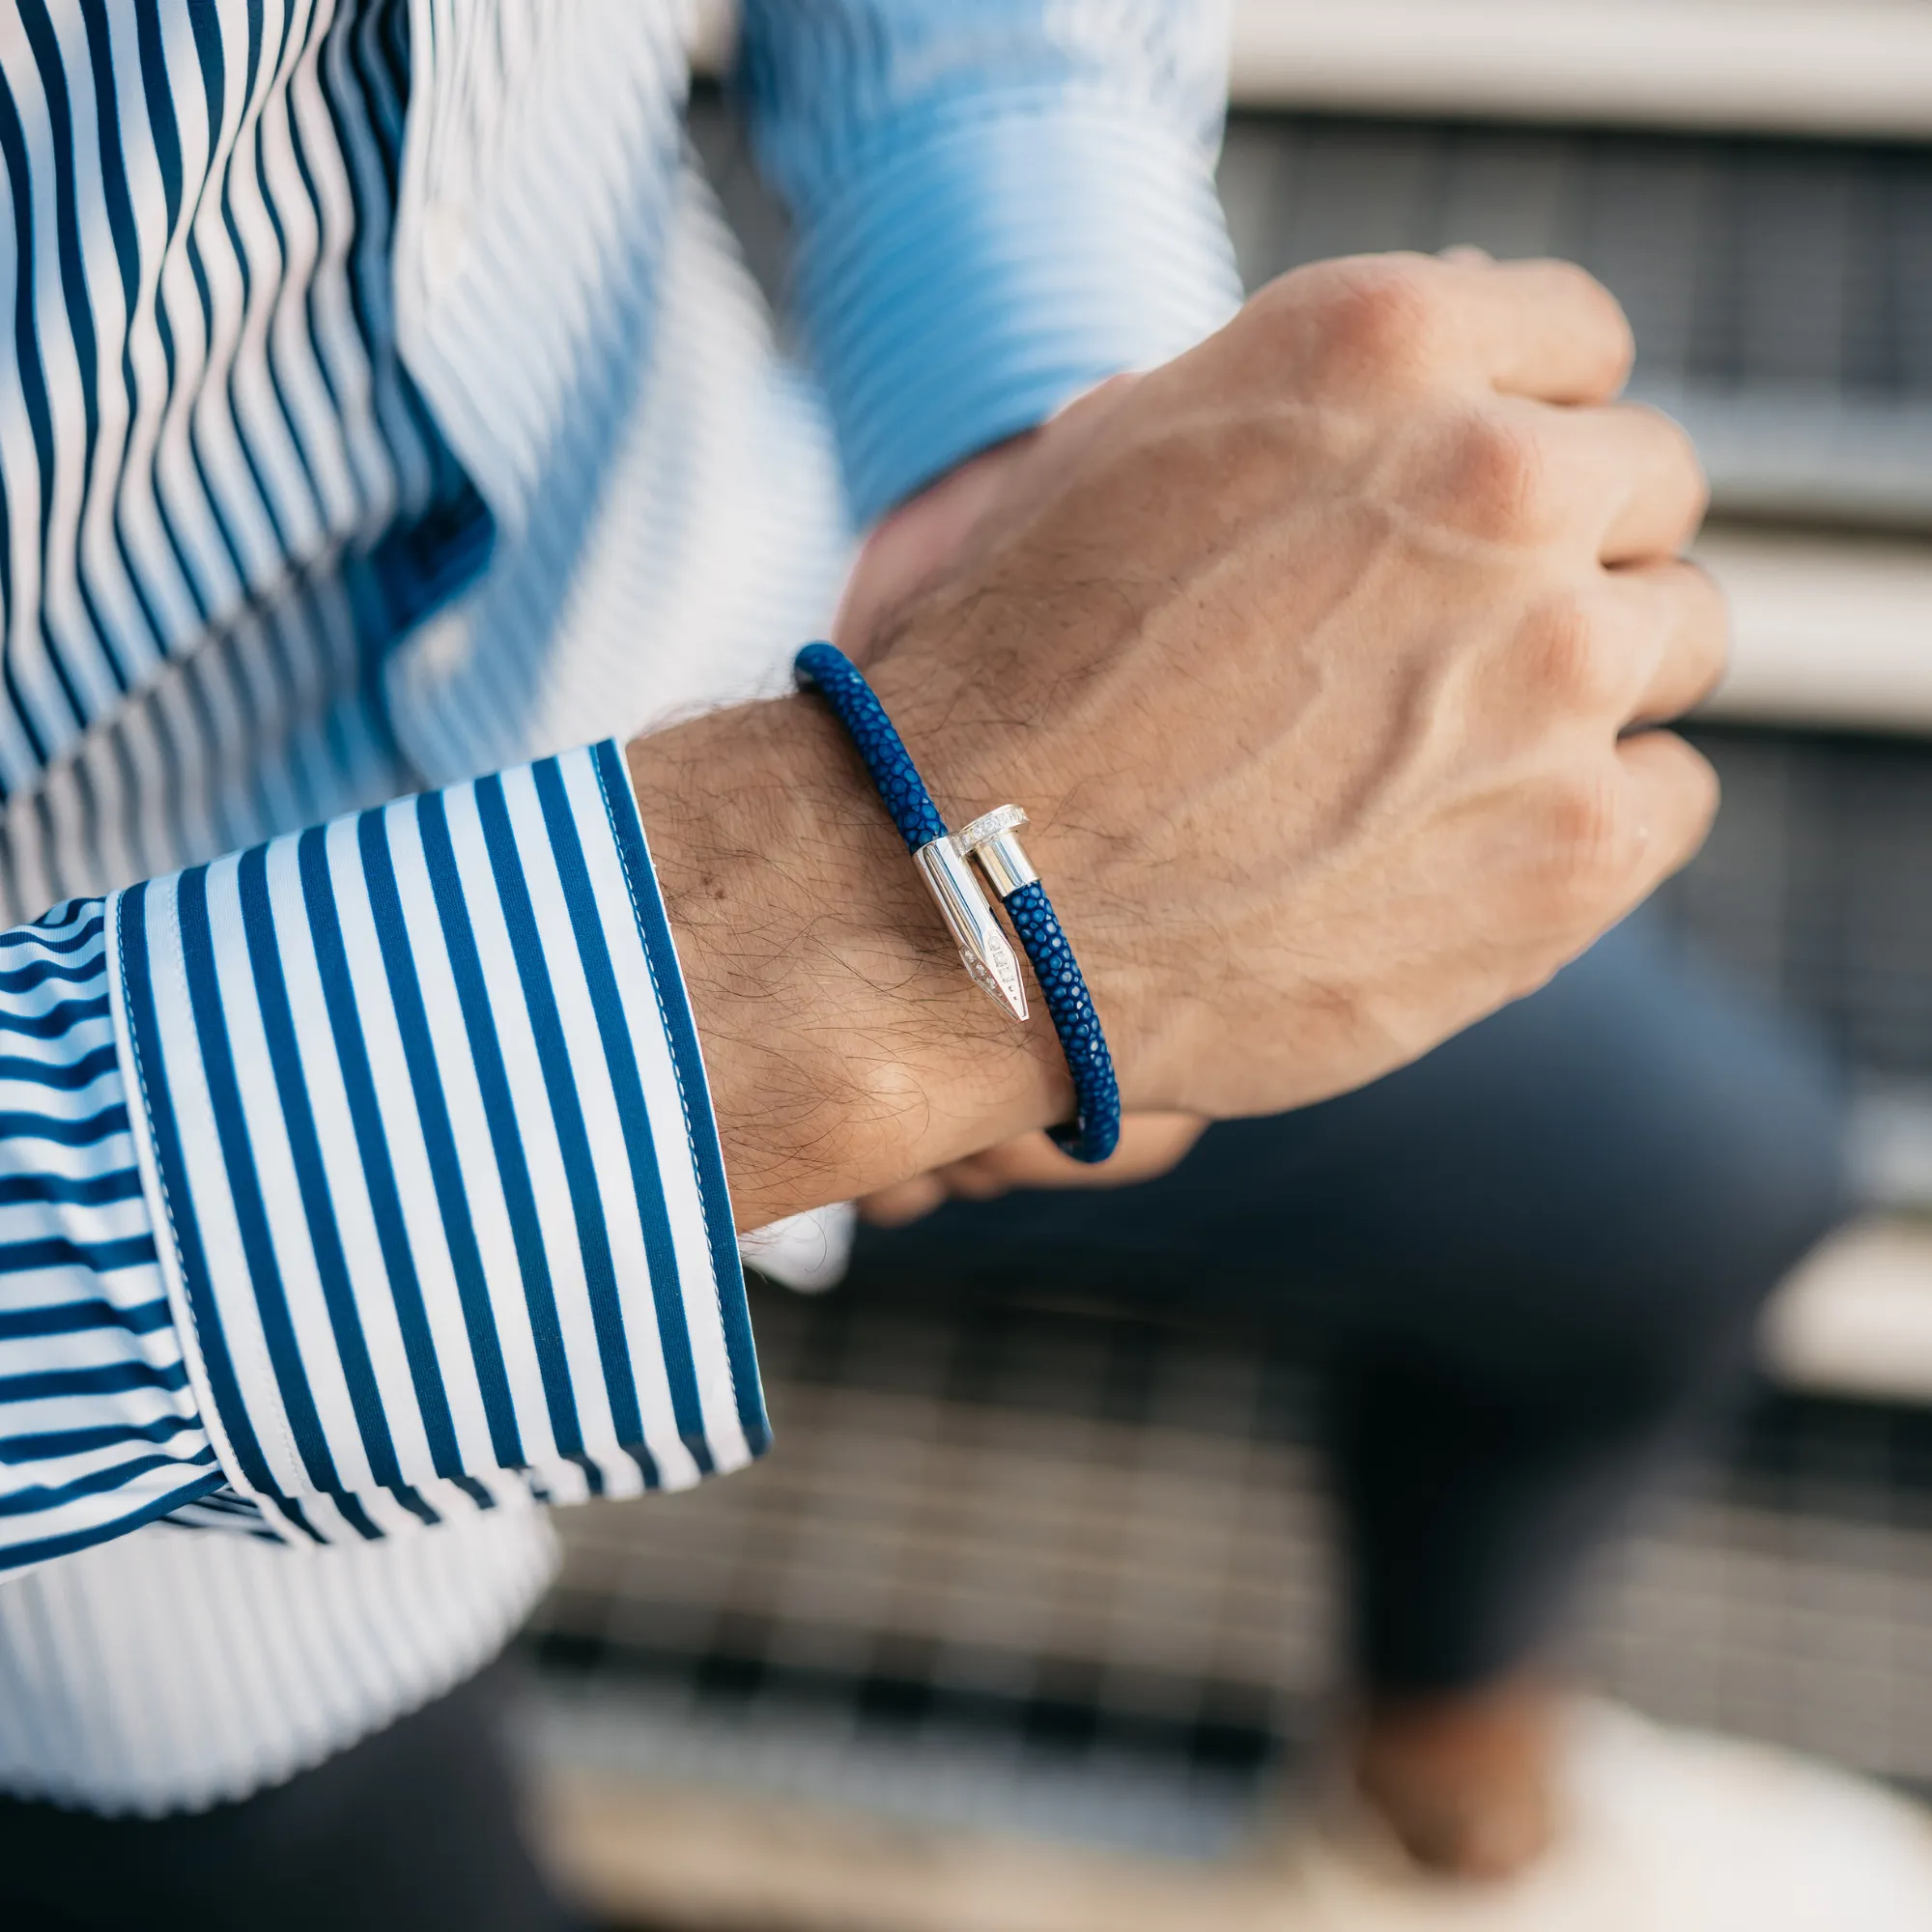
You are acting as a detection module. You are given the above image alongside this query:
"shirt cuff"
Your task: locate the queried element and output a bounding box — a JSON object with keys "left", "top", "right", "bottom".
{"left": 793, "top": 91, "right": 1244, "bottom": 526}
{"left": 107, "top": 741, "right": 767, "bottom": 1518}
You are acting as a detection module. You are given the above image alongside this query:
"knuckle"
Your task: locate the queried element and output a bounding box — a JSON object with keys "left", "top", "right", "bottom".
{"left": 1447, "top": 410, "right": 1550, "bottom": 540}
{"left": 1535, "top": 774, "right": 1633, "bottom": 909}
{"left": 1519, "top": 593, "right": 1619, "bottom": 710}
{"left": 1301, "top": 256, "right": 1453, "bottom": 375}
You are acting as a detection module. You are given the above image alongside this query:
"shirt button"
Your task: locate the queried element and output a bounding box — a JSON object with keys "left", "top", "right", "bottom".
{"left": 420, "top": 200, "right": 470, "bottom": 295}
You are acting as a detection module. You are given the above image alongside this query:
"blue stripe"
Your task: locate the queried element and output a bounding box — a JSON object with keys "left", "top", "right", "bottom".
{"left": 165, "top": 1487, "right": 259, "bottom": 1518}
{"left": 330, "top": 1490, "right": 384, "bottom": 1541}
{"left": 172, "top": 867, "right": 342, "bottom": 1492}
{"left": 0, "top": 1442, "right": 218, "bottom": 1519}
{"left": 532, "top": 757, "right": 708, "bottom": 1467}
{"left": 0, "top": 1103, "right": 132, "bottom": 1146}
{"left": 390, "top": 1483, "right": 440, "bottom": 1527}
{"left": 0, "top": 1234, "right": 156, "bottom": 1275}
{"left": 0, "top": 1468, "right": 225, "bottom": 1574}
{"left": 75, "top": 0, "right": 173, "bottom": 672}
{"left": 1, "top": 1412, "right": 203, "bottom": 1464}
{"left": 294, "top": 823, "right": 462, "bottom": 1476}
{"left": 0, "top": 1358, "right": 190, "bottom": 1404}
{"left": 592, "top": 741, "right": 768, "bottom": 1454}
{"left": 261, "top": 1492, "right": 327, "bottom": 1545}
{"left": 0, "top": 57, "right": 65, "bottom": 767}
{"left": 0, "top": 1293, "right": 172, "bottom": 1341}
{"left": 14, "top": 0, "right": 128, "bottom": 706}
{"left": 0, "top": 996, "right": 110, "bottom": 1039}
{"left": 237, "top": 840, "right": 404, "bottom": 1490}
{"left": 0, "top": 1167, "right": 143, "bottom": 1208}
{"left": 357, "top": 806, "right": 523, "bottom": 1467}
{"left": 416, "top": 790, "right": 582, "bottom": 1455}
{"left": 0, "top": 914, "right": 103, "bottom": 953}
{"left": 474, "top": 773, "right": 650, "bottom": 1454}
{"left": 0, "top": 1043, "right": 123, "bottom": 1089}
{"left": 0, "top": 954, "right": 118, "bottom": 995}
{"left": 120, "top": 883, "right": 286, "bottom": 1498}
{"left": 27, "top": 901, "right": 90, "bottom": 931}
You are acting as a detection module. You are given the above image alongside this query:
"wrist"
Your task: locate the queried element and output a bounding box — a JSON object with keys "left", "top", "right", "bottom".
{"left": 860, "top": 597, "right": 1178, "bottom": 1113}
{"left": 627, "top": 696, "right": 1071, "bottom": 1228}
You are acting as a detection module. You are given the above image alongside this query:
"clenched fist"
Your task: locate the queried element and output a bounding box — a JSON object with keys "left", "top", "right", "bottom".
{"left": 631, "top": 253, "right": 1722, "bottom": 1226}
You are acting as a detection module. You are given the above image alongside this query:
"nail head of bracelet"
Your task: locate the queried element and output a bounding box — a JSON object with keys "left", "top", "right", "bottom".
{"left": 953, "top": 805, "right": 1038, "bottom": 900}
{"left": 953, "top": 805, "right": 1029, "bottom": 855}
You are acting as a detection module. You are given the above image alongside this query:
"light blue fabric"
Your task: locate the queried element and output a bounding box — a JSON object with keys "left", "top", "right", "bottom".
{"left": 740, "top": 0, "right": 1245, "bottom": 522}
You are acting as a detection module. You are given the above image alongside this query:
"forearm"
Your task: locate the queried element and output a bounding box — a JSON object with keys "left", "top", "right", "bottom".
{"left": 629, "top": 694, "right": 1072, "bottom": 1228}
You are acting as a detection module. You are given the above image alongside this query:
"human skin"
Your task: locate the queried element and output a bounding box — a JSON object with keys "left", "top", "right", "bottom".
{"left": 627, "top": 252, "right": 1724, "bottom": 1231}
{"left": 834, "top": 390, "right": 1209, "bottom": 1225}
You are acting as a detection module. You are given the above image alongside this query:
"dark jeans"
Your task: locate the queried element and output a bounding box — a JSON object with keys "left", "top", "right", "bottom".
{"left": 0, "top": 1664, "right": 576, "bottom": 1932}
{"left": 0, "top": 920, "right": 1848, "bottom": 1925}
{"left": 849, "top": 914, "right": 1850, "bottom": 1694}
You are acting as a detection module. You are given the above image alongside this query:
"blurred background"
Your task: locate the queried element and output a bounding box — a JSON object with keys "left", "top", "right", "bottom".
{"left": 524, "top": 4, "right": 1932, "bottom": 1924}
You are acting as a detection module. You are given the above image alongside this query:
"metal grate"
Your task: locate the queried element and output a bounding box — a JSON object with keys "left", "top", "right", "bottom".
{"left": 1665, "top": 726, "right": 1932, "bottom": 1085}
{"left": 1216, "top": 112, "right": 1932, "bottom": 397}
{"left": 529, "top": 1282, "right": 1932, "bottom": 1840}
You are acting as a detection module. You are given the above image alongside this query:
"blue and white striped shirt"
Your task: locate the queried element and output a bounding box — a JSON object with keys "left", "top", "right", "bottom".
{"left": 0, "top": 0, "right": 1239, "bottom": 1810}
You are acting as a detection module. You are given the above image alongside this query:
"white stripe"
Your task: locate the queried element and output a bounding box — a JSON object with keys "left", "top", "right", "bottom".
{"left": 181, "top": 0, "right": 293, "bottom": 595}
{"left": 382, "top": 793, "right": 560, "bottom": 1462}
{"left": 125, "top": 873, "right": 302, "bottom": 1497}
{"left": 43, "top": 5, "right": 161, "bottom": 700}
{"left": 321, "top": 810, "right": 501, "bottom": 1471}
{"left": 267, "top": 821, "right": 438, "bottom": 1480}
{"left": 202, "top": 847, "right": 374, "bottom": 1489}
{"left": 500, "top": 760, "right": 702, "bottom": 1484}
{"left": 146, "top": 3, "right": 245, "bottom": 626}
{"left": 97, "top": 1, "right": 206, "bottom": 663}
{"left": 437, "top": 779, "right": 619, "bottom": 1454}
{"left": 0, "top": 20, "right": 80, "bottom": 769}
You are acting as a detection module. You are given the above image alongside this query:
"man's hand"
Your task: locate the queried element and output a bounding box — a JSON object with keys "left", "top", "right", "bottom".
{"left": 632, "top": 253, "right": 1723, "bottom": 1228}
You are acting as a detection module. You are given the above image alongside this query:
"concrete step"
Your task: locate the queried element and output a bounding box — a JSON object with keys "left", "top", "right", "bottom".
{"left": 534, "top": 1701, "right": 1932, "bottom": 1932}
{"left": 1227, "top": 2, "right": 1932, "bottom": 140}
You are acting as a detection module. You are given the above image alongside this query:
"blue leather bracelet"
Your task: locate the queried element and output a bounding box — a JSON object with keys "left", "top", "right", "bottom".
{"left": 795, "top": 640, "right": 1122, "bottom": 1165}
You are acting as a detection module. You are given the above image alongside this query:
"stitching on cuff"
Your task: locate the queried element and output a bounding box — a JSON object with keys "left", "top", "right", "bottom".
{"left": 110, "top": 888, "right": 285, "bottom": 1521}
{"left": 590, "top": 750, "right": 746, "bottom": 1425}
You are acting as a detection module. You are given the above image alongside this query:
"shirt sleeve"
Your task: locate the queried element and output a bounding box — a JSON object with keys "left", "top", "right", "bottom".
{"left": 738, "top": 0, "right": 1247, "bottom": 526}
{"left": 0, "top": 742, "right": 765, "bottom": 1577}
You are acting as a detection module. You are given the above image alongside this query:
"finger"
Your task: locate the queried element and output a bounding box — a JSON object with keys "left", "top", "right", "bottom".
{"left": 938, "top": 1154, "right": 1030, "bottom": 1202}
{"left": 1449, "top": 257, "right": 1634, "bottom": 405}
{"left": 1520, "top": 402, "right": 1706, "bottom": 562}
{"left": 1613, "top": 729, "right": 1720, "bottom": 897}
{"left": 856, "top": 1174, "right": 949, "bottom": 1228}
{"left": 1594, "top": 405, "right": 1707, "bottom": 562}
{"left": 1615, "top": 558, "right": 1730, "bottom": 725}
